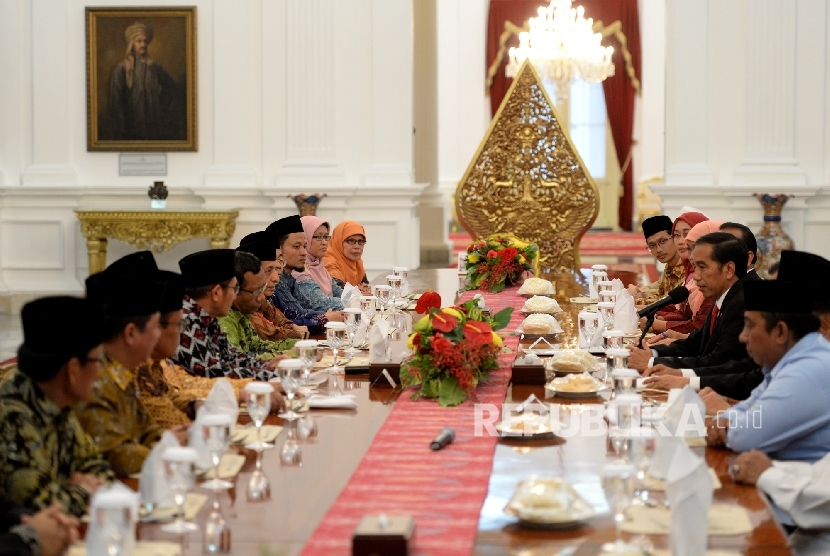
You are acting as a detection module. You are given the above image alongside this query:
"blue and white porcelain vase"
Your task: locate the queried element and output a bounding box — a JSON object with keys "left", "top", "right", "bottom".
{"left": 754, "top": 193, "right": 794, "bottom": 279}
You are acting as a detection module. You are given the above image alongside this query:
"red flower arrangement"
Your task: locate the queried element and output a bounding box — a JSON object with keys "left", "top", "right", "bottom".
{"left": 401, "top": 295, "right": 513, "bottom": 407}
{"left": 465, "top": 234, "right": 538, "bottom": 293}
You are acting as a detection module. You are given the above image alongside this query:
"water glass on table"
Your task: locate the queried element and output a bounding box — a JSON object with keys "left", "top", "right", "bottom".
{"left": 160, "top": 446, "right": 199, "bottom": 534}
{"left": 605, "top": 348, "right": 630, "bottom": 385}
{"left": 598, "top": 302, "right": 617, "bottom": 332}
{"left": 386, "top": 274, "right": 403, "bottom": 311}
{"left": 278, "top": 359, "right": 303, "bottom": 420}
{"left": 627, "top": 426, "right": 657, "bottom": 505}
{"left": 243, "top": 383, "right": 274, "bottom": 451}
{"left": 600, "top": 462, "right": 638, "bottom": 554}
{"left": 294, "top": 339, "right": 318, "bottom": 395}
{"left": 325, "top": 322, "right": 347, "bottom": 374}
{"left": 93, "top": 493, "right": 135, "bottom": 556}
{"left": 343, "top": 308, "right": 363, "bottom": 355}
{"left": 374, "top": 285, "right": 392, "bottom": 317}
{"left": 200, "top": 413, "right": 233, "bottom": 491}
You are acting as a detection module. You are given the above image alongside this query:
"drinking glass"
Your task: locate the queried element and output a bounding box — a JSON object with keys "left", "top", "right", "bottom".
{"left": 298, "top": 414, "right": 318, "bottom": 440}
{"left": 598, "top": 302, "right": 616, "bottom": 332}
{"left": 386, "top": 275, "right": 403, "bottom": 312}
{"left": 246, "top": 449, "right": 270, "bottom": 502}
{"left": 627, "top": 426, "right": 657, "bottom": 505}
{"left": 579, "top": 312, "right": 600, "bottom": 346}
{"left": 590, "top": 265, "right": 608, "bottom": 301}
{"left": 374, "top": 285, "right": 392, "bottom": 318}
{"left": 599, "top": 290, "right": 619, "bottom": 306}
{"left": 392, "top": 266, "right": 409, "bottom": 282}
{"left": 294, "top": 339, "right": 318, "bottom": 396}
{"left": 611, "top": 369, "right": 640, "bottom": 398}
{"left": 608, "top": 394, "right": 642, "bottom": 462}
{"left": 598, "top": 280, "right": 615, "bottom": 295}
{"left": 203, "top": 493, "right": 230, "bottom": 553}
{"left": 278, "top": 359, "right": 303, "bottom": 420}
{"left": 605, "top": 348, "right": 631, "bottom": 385}
{"left": 243, "top": 383, "right": 274, "bottom": 451}
{"left": 280, "top": 419, "right": 302, "bottom": 466}
{"left": 343, "top": 308, "right": 363, "bottom": 355}
{"left": 603, "top": 330, "right": 624, "bottom": 350}
{"left": 161, "top": 447, "right": 199, "bottom": 534}
{"left": 600, "top": 463, "right": 638, "bottom": 553}
{"left": 94, "top": 496, "right": 134, "bottom": 556}
{"left": 325, "top": 322, "right": 347, "bottom": 373}
{"left": 359, "top": 295, "right": 377, "bottom": 323}
{"left": 200, "top": 414, "right": 233, "bottom": 491}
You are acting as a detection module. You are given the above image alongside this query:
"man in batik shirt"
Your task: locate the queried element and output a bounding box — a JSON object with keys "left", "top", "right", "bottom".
{"left": 631, "top": 215, "right": 686, "bottom": 304}
{"left": 238, "top": 231, "right": 308, "bottom": 342}
{"left": 267, "top": 215, "right": 342, "bottom": 333}
{"left": 220, "top": 246, "right": 298, "bottom": 356}
{"left": 0, "top": 296, "right": 114, "bottom": 516}
{"left": 77, "top": 253, "right": 187, "bottom": 477}
{"left": 174, "top": 249, "right": 286, "bottom": 380}
{"left": 136, "top": 270, "right": 285, "bottom": 428}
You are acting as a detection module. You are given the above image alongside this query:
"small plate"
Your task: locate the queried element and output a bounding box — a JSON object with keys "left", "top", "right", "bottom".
{"left": 521, "top": 310, "right": 562, "bottom": 318}
{"left": 495, "top": 417, "right": 556, "bottom": 438}
{"left": 547, "top": 388, "right": 604, "bottom": 399}
{"left": 569, "top": 296, "right": 596, "bottom": 304}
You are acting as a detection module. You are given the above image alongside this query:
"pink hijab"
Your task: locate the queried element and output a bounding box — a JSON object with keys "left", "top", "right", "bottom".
{"left": 684, "top": 220, "right": 725, "bottom": 315}
{"left": 292, "top": 215, "right": 335, "bottom": 296}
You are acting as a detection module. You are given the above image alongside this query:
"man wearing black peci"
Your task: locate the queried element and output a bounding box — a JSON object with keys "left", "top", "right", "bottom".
{"left": 628, "top": 233, "right": 749, "bottom": 379}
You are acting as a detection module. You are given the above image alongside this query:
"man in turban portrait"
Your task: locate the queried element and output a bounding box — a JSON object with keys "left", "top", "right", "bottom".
{"left": 107, "top": 21, "right": 184, "bottom": 141}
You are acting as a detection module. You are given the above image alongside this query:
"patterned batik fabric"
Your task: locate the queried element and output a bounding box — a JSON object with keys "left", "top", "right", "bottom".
{"left": 174, "top": 296, "right": 278, "bottom": 381}
{"left": 271, "top": 272, "right": 328, "bottom": 333}
{"left": 249, "top": 299, "right": 305, "bottom": 342}
{"left": 0, "top": 372, "right": 114, "bottom": 516}
{"left": 218, "top": 307, "right": 297, "bottom": 357}
{"left": 640, "top": 258, "right": 687, "bottom": 305}
{"left": 295, "top": 277, "right": 344, "bottom": 312}
{"left": 76, "top": 355, "right": 164, "bottom": 477}
{"left": 135, "top": 359, "right": 252, "bottom": 429}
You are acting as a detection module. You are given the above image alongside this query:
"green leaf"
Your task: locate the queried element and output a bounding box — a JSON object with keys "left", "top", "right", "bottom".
{"left": 491, "top": 307, "right": 514, "bottom": 331}
{"left": 437, "top": 376, "right": 466, "bottom": 407}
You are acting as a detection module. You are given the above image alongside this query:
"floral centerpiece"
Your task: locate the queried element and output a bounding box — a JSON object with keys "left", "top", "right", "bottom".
{"left": 465, "top": 233, "right": 538, "bottom": 293}
{"left": 401, "top": 293, "right": 513, "bottom": 407}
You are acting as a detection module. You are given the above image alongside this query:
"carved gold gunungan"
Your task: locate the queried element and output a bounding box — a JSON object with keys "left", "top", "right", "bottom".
{"left": 455, "top": 60, "right": 599, "bottom": 275}
{"left": 76, "top": 210, "right": 238, "bottom": 274}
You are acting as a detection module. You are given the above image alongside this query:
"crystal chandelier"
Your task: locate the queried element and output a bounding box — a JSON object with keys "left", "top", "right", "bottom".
{"left": 505, "top": 0, "right": 614, "bottom": 104}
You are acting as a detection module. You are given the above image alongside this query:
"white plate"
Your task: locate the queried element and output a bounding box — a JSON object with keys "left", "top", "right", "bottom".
{"left": 546, "top": 388, "right": 604, "bottom": 399}
{"left": 522, "top": 348, "right": 558, "bottom": 356}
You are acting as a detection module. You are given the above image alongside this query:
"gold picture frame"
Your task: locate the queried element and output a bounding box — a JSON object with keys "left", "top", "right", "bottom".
{"left": 86, "top": 7, "right": 197, "bottom": 151}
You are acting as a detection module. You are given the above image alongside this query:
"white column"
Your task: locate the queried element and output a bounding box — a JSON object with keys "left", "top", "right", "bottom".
{"left": 21, "top": 0, "right": 75, "bottom": 186}
{"left": 734, "top": 0, "right": 806, "bottom": 186}
{"left": 204, "top": 0, "right": 261, "bottom": 187}
{"left": 275, "top": 0, "right": 345, "bottom": 188}
{"left": 363, "top": 0, "right": 414, "bottom": 187}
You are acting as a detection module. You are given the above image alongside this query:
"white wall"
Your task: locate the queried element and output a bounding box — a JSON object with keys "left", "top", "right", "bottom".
{"left": 0, "top": 0, "right": 422, "bottom": 299}
{"left": 654, "top": 0, "right": 830, "bottom": 259}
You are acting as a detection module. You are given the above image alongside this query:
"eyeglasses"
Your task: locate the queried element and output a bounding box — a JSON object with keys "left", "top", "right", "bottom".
{"left": 239, "top": 284, "right": 268, "bottom": 297}
{"left": 344, "top": 238, "right": 367, "bottom": 246}
{"left": 222, "top": 284, "right": 241, "bottom": 295}
{"left": 312, "top": 234, "right": 331, "bottom": 242}
{"left": 161, "top": 319, "right": 187, "bottom": 332}
{"left": 647, "top": 237, "right": 671, "bottom": 251}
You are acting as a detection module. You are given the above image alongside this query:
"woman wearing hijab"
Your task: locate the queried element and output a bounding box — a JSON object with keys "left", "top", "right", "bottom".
{"left": 324, "top": 221, "right": 372, "bottom": 294}
{"left": 293, "top": 216, "right": 345, "bottom": 312}
{"left": 646, "top": 212, "right": 715, "bottom": 341}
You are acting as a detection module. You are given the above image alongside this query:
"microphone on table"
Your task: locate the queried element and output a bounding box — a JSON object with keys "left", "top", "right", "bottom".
{"left": 636, "top": 286, "right": 690, "bottom": 318}
{"left": 430, "top": 427, "right": 456, "bottom": 451}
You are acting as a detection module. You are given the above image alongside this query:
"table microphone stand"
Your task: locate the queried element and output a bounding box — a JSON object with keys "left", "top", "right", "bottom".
{"left": 638, "top": 313, "right": 656, "bottom": 349}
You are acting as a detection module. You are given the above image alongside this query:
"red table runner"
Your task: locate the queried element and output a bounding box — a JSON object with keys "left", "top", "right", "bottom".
{"left": 300, "top": 287, "right": 525, "bottom": 555}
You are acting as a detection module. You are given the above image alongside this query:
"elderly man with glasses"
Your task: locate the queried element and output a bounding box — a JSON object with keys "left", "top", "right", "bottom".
{"left": 629, "top": 215, "right": 685, "bottom": 305}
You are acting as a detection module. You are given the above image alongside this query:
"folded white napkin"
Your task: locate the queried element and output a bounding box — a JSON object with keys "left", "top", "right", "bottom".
{"left": 610, "top": 278, "right": 625, "bottom": 293}
{"left": 368, "top": 318, "right": 390, "bottom": 362}
{"left": 577, "top": 311, "right": 603, "bottom": 349}
{"left": 666, "top": 441, "right": 714, "bottom": 556}
{"left": 660, "top": 385, "right": 707, "bottom": 438}
{"left": 649, "top": 434, "right": 684, "bottom": 480}
{"left": 86, "top": 483, "right": 139, "bottom": 556}
{"left": 352, "top": 319, "right": 369, "bottom": 346}
{"left": 307, "top": 394, "right": 358, "bottom": 410}
{"left": 189, "top": 379, "right": 239, "bottom": 469}
{"left": 341, "top": 283, "right": 361, "bottom": 309}
{"left": 139, "top": 431, "right": 180, "bottom": 511}
{"left": 613, "top": 289, "right": 639, "bottom": 333}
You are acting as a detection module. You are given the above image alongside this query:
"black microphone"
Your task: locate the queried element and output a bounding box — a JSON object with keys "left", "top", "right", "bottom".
{"left": 430, "top": 427, "right": 456, "bottom": 451}
{"left": 636, "top": 286, "right": 690, "bottom": 318}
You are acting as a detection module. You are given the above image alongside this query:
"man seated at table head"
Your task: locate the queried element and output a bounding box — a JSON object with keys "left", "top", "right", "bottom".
{"left": 0, "top": 296, "right": 115, "bottom": 517}
{"left": 266, "top": 215, "right": 343, "bottom": 333}
{"left": 719, "top": 222, "right": 760, "bottom": 280}
{"left": 76, "top": 252, "right": 187, "bottom": 477}
{"left": 630, "top": 215, "right": 685, "bottom": 304}
{"left": 706, "top": 279, "right": 830, "bottom": 462}
{"left": 239, "top": 231, "right": 309, "bottom": 342}
{"left": 136, "top": 269, "right": 284, "bottom": 428}
{"left": 628, "top": 232, "right": 749, "bottom": 373}
{"left": 219, "top": 249, "right": 298, "bottom": 355}
{"left": 174, "top": 249, "right": 285, "bottom": 381}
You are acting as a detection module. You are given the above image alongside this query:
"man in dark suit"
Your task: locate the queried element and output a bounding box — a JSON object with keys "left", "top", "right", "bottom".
{"left": 628, "top": 232, "right": 749, "bottom": 376}
{"left": 720, "top": 222, "right": 761, "bottom": 281}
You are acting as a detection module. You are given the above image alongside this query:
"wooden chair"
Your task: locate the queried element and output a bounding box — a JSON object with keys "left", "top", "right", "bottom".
{"left": 455, "top": 61, "right": 599, "bottom": 275}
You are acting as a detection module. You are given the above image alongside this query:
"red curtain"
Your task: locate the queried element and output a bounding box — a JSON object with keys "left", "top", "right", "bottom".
{"left": 486, "top": 0, "right": 641, "bottom": 230}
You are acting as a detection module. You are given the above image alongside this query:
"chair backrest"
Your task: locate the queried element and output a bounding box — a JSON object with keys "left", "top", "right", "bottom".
{"left": 455, "top": 60, "right": 599, "bottom": 275}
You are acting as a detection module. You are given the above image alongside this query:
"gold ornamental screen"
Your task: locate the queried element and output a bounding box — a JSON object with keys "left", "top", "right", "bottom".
{"left": 455, "top": 60, "right": 599, "bottom": 274}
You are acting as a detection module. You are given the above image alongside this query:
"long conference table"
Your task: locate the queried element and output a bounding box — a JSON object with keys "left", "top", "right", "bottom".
{"left": 137, "top": 269, "right": 790, "bottom": 555}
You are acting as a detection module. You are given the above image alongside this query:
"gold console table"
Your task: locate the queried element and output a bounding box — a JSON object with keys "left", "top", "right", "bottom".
{"left": 75, "top": 210, "right": 239, "bottom": 275}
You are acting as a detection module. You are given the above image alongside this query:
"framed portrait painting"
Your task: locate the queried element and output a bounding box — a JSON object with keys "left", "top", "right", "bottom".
{"left": 86, "top": 7, "right": 197, "bottom": 151}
